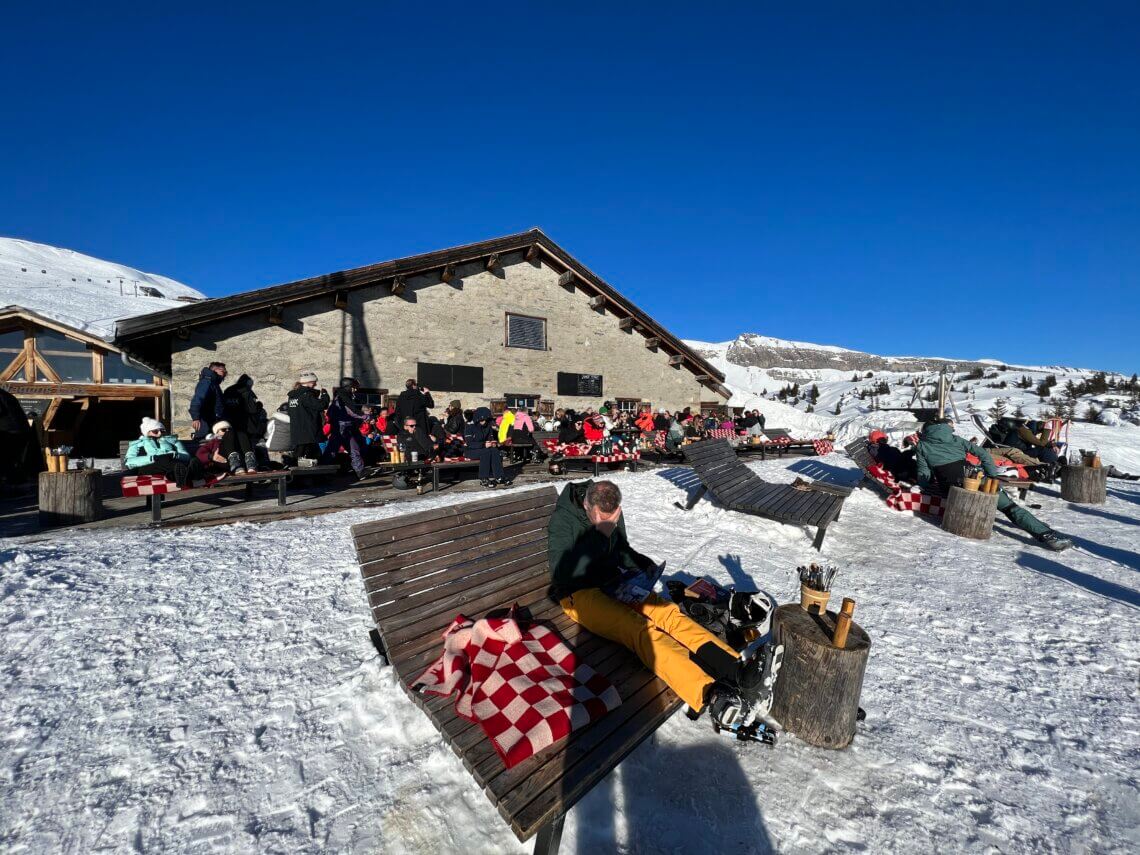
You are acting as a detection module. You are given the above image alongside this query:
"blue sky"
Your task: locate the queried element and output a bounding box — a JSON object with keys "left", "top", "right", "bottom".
{"left": 2, "top": 3, "right": 1137, "bottom": 372}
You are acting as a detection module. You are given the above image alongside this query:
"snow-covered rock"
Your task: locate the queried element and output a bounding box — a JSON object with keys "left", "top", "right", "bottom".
{"left": 0, "top": 237, "right": 203, "bottom": 340}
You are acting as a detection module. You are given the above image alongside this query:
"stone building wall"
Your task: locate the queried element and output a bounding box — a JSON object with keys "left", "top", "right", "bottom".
{"left": 169, "top": 250, "right": 718, "bottom": 434}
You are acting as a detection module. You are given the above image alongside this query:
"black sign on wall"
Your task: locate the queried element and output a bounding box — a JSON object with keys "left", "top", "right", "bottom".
{"left": 417, "top": 362, "right": 484, "bottom": 393}
{"left": 556, "top": 372, "right": 603, "bottom": 397}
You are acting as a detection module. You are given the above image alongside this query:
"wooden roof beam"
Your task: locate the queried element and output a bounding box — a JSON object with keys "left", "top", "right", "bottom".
{"left": 441, "top": 263, "right": 456, "bottom": 284}
{"left": 618, "top": 317, "right": 635, "bottom": 330}
{"left": 525, "top": 245, "right": 539, "bottom": 263}
{"left": 268, "top": 304, "right": 284, "bottom": 325}
{"left": 668, "top": 354, "right": 685, "bottom": 366}
{"left": 334, "top": 290, "right": 349, "bottom": 309}
{"left": 645, "top": 337, "right": 660, "bottom": 349}
{"left": 557, "top": 270, "right": 575, "bottom": 289}
{"left": 485, "top": 253, "right": 500, "bottom": 271}
{"left": 389, "top": 276, "right": 406, "bottom": 296}
{"left": 588, "top": 295, "right": 606, "bottom": 310}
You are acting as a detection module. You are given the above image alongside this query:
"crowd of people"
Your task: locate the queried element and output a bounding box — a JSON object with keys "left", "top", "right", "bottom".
{"left": 121, "top": 362, "right": 781, "bottom": 488}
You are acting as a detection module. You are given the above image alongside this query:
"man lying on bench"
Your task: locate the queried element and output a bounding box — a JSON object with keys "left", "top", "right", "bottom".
{"left": 547, "top": 479, "right": 776, "bottom": 737}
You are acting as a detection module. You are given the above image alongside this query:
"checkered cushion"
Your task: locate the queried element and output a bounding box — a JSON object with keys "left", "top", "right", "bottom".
{"left": 121, "top": 474, "right": 183, "bottom": 496}
{"left": 867, "top": 464, "right": 944, "bottom": 517}
{"left": 412, "top": 610, "right": 621, "bottom": 769}
{"left": 812, "top": 439, "right": 835, "bottom": 456}
{"left": 706, "top": 429, "right": 739, "bottom": 440}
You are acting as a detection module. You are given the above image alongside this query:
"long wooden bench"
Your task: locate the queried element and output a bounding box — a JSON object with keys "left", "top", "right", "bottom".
{"left": 679, "top": 439, "right": 846, "bottom": 550}
{"left": 540, "top": 439, "right": 640, "bottom": 477}
{"left": 352, "top": 487, "right": 682, "bottom": 853}
{"left": 118, "top": 439, "right": 291, "bottom": 523}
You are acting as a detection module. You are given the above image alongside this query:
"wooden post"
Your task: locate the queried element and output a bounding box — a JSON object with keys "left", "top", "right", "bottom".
{"left": 770, "top": 604, "right": 870, "bottom": 749}
{"left": 38, "top": 469, "right": 103, "bottom": 526}
{"left": 1060, "top": 465, "right": 1107, "bottom": 504}
{"left": 940, "top": 485, "right": 998, "bottom": 540}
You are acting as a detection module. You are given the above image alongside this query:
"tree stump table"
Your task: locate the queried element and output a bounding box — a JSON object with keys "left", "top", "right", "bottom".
{"left": 770, "top": 604, "right": 871, "bottom": 749}
{"left": 38, "top": 469, "right": 103, "bottom": 527}
{"left": 1061, "top": 465, "right": 1107, "bottom": 504}
{"left": 941, "top": 485, "right": 999, "bottom": 540}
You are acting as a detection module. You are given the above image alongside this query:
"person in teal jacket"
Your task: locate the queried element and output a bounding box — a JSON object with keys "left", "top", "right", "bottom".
{"left": 915, "top": 420, "right": 1071, "bottom": 551}
{"left": 125, "top": 417, "right": 200, "bottom": 485}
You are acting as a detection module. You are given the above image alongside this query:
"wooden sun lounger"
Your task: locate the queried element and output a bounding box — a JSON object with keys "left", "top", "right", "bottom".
{"left": 679, "top": 439, "right": 846, "bottom": 549}
{"left": 845, "top": 437, "right": 1031, "bottom": 500}
{"left": 351, "top": 487, "right": 682, "bottom": 853}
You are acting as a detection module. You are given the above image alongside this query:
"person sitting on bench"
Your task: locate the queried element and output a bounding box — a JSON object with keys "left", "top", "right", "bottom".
{"left": 915, "top": 419, "right": 1071, "bottom": 551}
{"left": 124, "top": 417, "right": 203, "bottom": 486}
{"left": 548, "top": 479, "right": 771, "bottom": 730}
{"left": 398, "top": 415, "right": 440, "bottom": 462}
{"left": 194, "top": 421, "right": 235, "bottom": 479}
{"left": 558, "top": 415, "right": 586, "bottom": 446}
{"left": 463, "top": 407, "right": 509, "bottom": 487}
{"left": 867, "top": 430, "right": 919, "bottom": 483}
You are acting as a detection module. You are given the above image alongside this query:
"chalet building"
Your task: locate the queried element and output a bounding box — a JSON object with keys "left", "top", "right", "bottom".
{"left": 0, "top": 306, "right": 168, "bottom": 454}
{"left": 115, "top": 230, "right": 730, "bottom": 434}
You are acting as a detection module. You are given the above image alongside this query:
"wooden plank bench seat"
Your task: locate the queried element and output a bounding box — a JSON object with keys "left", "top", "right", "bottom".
{"left": 118, "top": 439, "right": 289, "bottom": 522}
{"left": 352, "top": 487, "right": 681, "bottom": 852}
{"left": 680, "top": 439, "right": 846, "bottom": 550}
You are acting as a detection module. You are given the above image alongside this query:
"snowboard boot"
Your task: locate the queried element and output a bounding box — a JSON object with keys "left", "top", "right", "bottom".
{"left": 736, "top": 641, "right": 784, "bottom": 718}
{"left": 1036, "top": 530, "right": 1073, "bottom": 552}
{"left": 706, "top": 684, "right": 756, "bottom": 731}
{"left": 227, "top": 452, "right": 245, "bottom": 474}
{"left": 244, "top": 451, "right": 259, "bottom": 473}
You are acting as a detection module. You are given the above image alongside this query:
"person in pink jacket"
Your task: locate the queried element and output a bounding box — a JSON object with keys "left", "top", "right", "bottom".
{"left": 512, "top": 407, "right": 535, "bottom": 433}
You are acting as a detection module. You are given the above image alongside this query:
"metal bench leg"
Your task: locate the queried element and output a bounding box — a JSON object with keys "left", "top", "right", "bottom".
{"left": 433, "top": 467, "right": 439, "bottom": 494}
{"left": 812, "top": 524, "right": 828, "bottom": 551}
{"left": 245, "top": 481, "right": 255, "bottom": 500}
{"left": 674, "top": 484, "right": 707, "bottom": 511}
{"left": 533, "top": 815, "right": 565, "bottom": 855}
{"left": 277, "top": 476, "right": 287, "bottom": 506}
{"left": 150, "top": 494, "right": 162, "bottom": 524}
{"left": 594, "top": 459, "right": 600, "bottom": 478}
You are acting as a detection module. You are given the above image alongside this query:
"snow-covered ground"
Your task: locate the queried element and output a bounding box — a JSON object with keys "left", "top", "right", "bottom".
{"left": 0, "top": 237, "right": 203, "bottom": 340}
{"left": 2, "top": 449, "right": 1138, "bottom": 853}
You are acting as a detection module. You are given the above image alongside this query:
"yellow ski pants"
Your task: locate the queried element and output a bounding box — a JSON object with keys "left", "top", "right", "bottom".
{"left": 559, "top": 588, "right": 739, "bottom": 711}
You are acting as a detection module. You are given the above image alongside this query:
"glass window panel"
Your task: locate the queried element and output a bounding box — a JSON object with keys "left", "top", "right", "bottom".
{"left": 0, "top": 329, "right": 24, "bottom": 352}
{"left": 41, "top": 354, "right": 93, "bottom": 382}
{"left": 35, "top": 329, "right": 89, "bottom": 354}
{"left": 104, "top": 357, "right": 154, "bottom": 385}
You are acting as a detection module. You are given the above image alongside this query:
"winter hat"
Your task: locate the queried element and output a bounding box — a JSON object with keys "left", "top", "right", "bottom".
{"left": 473, "top": 406, "right": 492, "bottom": 422}
{"left": 599, "top": 406, "right": 609, "bottom": 414}
{"left": 298, "top": 371, "right": 318, "bottom": 384}
{"left": 212, "top": 420, "right": 232, "bottom": 433}
{"left": 868, "top": 430, "right": 888, "bottom": 444}
{"left": 140, "top": 417, "right": 165, "bottom": 435}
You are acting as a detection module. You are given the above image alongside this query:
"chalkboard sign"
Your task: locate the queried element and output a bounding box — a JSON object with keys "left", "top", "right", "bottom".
{"left": 557, "top": 372, "right": 603, "bottom": 397}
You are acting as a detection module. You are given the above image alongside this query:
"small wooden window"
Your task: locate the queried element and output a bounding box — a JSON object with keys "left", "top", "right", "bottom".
{"left": 615, "top": 398, "right": 641, "bottom": 414}
{"left": 505, "top": 313, "right": 547, "bottom": 350}
{"left": 504, "top": 392, "right": 539, "bottom": 410}
{"left": 357, "top": 387, "right": 388, "bottom": 408}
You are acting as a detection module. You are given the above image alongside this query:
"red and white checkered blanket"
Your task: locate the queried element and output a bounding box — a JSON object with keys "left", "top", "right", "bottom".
{"left": 866, "top": 464, "right": 945, "bottom": 517}
{"left": 541, "top": 439, "right": 639, "bottom": 463}
{"left": 121, "top": 474, "right": 184, "bottom": 496}
{"left": 706, "top": 429, "right": 739, "bottom": 441}
{"left": 412, "top": 610, "right": 621, "bottom": 768}
{"left": 812, "top": 439, "right": 834, "bottom": 456}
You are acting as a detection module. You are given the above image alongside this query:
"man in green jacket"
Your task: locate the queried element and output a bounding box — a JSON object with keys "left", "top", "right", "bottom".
{"left": 915, "top": 420, "right": 1071, "bottom": 551}
{"left": 548, "top": 479, "right": 772, "bottom": 728}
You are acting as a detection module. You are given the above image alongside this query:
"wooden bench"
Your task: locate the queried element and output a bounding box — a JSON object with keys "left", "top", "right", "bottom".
{"left": 118, "top": 439, "right": 290, "bottom": 523}
{"left": 378, "top": 434, "right": 484, "bottom": 492}
{"left": 679, "top": 439, "right": 846, "bottom": 550}
{"left": 352, "top": 488, "right": 682, "bottom": 853}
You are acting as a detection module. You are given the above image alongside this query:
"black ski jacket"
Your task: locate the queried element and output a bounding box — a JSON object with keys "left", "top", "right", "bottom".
{"left": 286, "top": 386, "right": 330, "bottom": 446}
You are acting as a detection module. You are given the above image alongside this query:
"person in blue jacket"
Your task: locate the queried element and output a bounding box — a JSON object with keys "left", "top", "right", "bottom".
{"left": 463, "top": 407, "right": 509, "bottom": 487}
{"left": 189, "top": 362, "right": 228, "bottom": 440}
{"left": 125, "top": 417, "right": 202, "bottom": 486}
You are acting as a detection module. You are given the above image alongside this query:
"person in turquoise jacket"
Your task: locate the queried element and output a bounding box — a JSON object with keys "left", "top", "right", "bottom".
{"left": 915, "top": 420, "right": 1071, "bottom": 551}
{"left": 125, "top": 417, "right": 200, "bottom": 485}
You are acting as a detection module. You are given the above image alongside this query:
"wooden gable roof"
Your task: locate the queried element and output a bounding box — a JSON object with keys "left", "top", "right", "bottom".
{"left": 113, "top": 229, "right": 729, "bottom": 395}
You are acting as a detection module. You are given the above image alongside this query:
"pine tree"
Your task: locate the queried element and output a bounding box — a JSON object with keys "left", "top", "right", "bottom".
{"left": 988, "top": 397, "right": 1008, "bottom": 422}
{"left": 1013, "top": 403, "right": 1026, "bottom": 419}
{"left": 809, "top": 383, "right": 820, "bottom": 404}
{"left": 1084, "top": 404, "right": 1102, "bottom": 423}
{"left": 833, "top": 399, "right": 842, "bottom": 415}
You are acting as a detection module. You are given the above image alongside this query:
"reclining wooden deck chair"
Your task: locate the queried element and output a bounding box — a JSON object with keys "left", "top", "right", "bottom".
{"left": 352, "top": 487, "right": 682, "bottom": 853}
{"left": 678, "top": 439, "right": 846, "bottom": 549}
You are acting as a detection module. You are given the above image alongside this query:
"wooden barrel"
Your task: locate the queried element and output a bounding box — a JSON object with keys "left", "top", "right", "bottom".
{"left": 770, "top": 604, "right": 871, "bottom": 749}
{"left": 1061, "top": 465, "right": 1107, "bottom": 504}
{"left": 941, "top": 485, "right": 999, "bottom": 540}
{"left": 38, "top": 469, "right": 103, "bottom": 527}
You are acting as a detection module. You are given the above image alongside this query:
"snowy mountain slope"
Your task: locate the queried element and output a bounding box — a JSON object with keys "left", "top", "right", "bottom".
{"left": 0, "top": 237, "right": 203, "bottom": 340}
{"left": 688, "top": 334, "right": 1140, "bottom": 470}
{"left": 1, "top": 463, "right": 1137, "bottom": 853}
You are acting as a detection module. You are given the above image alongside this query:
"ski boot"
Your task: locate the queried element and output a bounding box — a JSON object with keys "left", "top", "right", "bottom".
{"left": 737, "top": 637, "right": 784, "bottom": 718}
{"left": 244, "top": 451, "right": 259, "bottom": 472}
{"left": 227, "top": 452, "right": 246, "bottom": 474}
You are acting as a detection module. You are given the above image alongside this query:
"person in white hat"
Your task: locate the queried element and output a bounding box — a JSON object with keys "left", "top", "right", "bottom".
{"left": 287, "top": 372, "right": 330, "bottom": 463}
{"left": 124, "top": 417, "right": 201, "bottom": 485}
